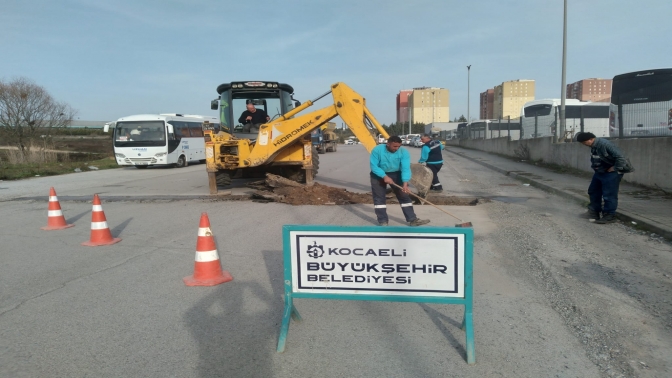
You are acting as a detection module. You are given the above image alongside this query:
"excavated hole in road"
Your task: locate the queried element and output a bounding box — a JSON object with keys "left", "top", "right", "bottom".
{"left": 247, "top": 174, "right": 487, "bottom": 206}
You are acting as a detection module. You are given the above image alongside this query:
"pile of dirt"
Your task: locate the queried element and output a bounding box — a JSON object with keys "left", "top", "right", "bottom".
{"left": 249, "top": 175, "right": 376, "bottom": 205}
{"left": 249, "top": 174, "right": 487, "bottom": 206}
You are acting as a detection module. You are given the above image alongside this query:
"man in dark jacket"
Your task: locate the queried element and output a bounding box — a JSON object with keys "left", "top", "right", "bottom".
{"left": 418, "top": 134, "right": 445, "bottom": 192}
{"left": 238, "top": 101, "right": 270, "bottom": 132}
{"left": 576, "top": 132, "right": 631, "bottom": 224}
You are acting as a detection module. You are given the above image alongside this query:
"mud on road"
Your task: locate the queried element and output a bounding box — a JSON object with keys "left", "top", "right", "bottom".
{"left": 246, "top": 175, "right": 486, "bottom": 206}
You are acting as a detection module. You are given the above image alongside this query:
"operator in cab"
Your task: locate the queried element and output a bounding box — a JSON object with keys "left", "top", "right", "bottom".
{"left": 370, "top": 135, "right": 430, "bottom": 227}
{"left": 238, "top": 100, "right": 270, "bottom": 132}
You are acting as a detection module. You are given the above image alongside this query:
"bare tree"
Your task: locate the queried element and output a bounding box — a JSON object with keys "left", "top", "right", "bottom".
{"left": 0, "top": 77, "right": 76, "bottom": 160}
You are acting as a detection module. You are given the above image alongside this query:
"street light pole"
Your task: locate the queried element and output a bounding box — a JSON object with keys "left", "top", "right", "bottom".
{"left": 467, "top": 65, "right": 471, "bottom": 123}
{"left": 559, "top": 0, "right": 567, "bottom": 142}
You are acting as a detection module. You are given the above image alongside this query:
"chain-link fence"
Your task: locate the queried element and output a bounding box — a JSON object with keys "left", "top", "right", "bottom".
{"left": 457, "top": 100, "right": 672, "bottom": 141}
{"left": 457, "top": 118, "right": 522, "bottom": 140}
{"left": 611, "top": 101, "right": 672, "bottom": 138}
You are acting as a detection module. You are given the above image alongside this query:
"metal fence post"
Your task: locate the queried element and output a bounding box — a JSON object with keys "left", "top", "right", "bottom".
{"left": 507, "top": 116, "right": 511, "bottom": 139}
{"left": 534, "top": 115, "right": 538, "bottom": 138}
{"left": 580, "top": 105, "right": 585, "bottom": 133}
{"left": 498, "top": 117, "right": 501, "bottom": 138}
{"left": 484, "top": 122, "right": 488, "bottom": 140}
{"left": 554, "top": 108, "right": 558, "bottom": 142}
{"left": 618, "top": 104, "right": 623, "bottom": 138}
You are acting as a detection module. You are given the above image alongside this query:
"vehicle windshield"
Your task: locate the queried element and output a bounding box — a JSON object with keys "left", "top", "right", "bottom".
{"left": 231, "top": 95, "right": 282, "bottom": 133}
{"left": 114, "top": 121, "right": 166, "bottom": 147}
{"left": 524, "top": 104, "right": 553, "bottom": 117}
{"left": 612, "top": 70, "right": 672, "bottom": 105}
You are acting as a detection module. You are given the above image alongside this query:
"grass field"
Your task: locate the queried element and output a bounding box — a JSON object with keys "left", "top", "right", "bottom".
{"left": 0, "top": 157, "right": 120, "bottom": 180}
{"left": 0, "top": 133, "right": 118, "bottom": 180}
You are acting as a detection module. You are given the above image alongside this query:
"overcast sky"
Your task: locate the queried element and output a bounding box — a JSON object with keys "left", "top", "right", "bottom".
{"left": 1, "top": 0, "right": 669, "bottom": 125}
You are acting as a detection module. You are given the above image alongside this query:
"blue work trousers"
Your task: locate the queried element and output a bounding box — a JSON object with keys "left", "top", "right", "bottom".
{"left": 588, "top": 171, "right": 623, "bottom": 215}
{"left": 427, "top": 163, "right": 443, "bottom": 190}
{"left": 370, "top": 172, "right": 417, "bottom": 223}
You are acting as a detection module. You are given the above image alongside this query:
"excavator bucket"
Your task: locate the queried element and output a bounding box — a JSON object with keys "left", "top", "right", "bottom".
{"left": 410, "top": 163, "right": 434, "bottom": 198}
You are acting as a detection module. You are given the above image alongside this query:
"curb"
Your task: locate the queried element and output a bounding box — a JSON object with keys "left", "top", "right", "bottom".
{"left": 445, "top": 148, "right": 672, "bottom": 240}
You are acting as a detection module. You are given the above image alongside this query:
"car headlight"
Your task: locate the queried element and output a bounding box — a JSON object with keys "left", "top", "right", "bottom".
{"left": 155, "top": 152, "right": 167, "bottom": 157}
{"left": 115, "top": 153, "right": 125, "bottom": 158}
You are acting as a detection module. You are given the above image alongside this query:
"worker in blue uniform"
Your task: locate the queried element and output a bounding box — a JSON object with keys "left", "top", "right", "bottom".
{"left": 418, "top": 134, "right": 444, "bottom": 192}
{"left": 370, "top": 135, "right": 430, "bottom": 227}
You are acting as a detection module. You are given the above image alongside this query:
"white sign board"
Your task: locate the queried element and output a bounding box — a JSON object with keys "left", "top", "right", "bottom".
{"left": 289, "top": 230, "right": 465, "bottom": 298}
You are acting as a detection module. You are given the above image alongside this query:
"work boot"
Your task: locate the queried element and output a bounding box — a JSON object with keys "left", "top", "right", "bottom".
{"left": 409, "top": 218, "right": 430, "bottom": 227}
{"left": 378, "top": 222, "right": 388, "bottom": 226}
{"left": 585, "top": 209, "right": 600, "bottom": 220}
{"left": 595, "top": 213, "right": 617, "bottom": 224}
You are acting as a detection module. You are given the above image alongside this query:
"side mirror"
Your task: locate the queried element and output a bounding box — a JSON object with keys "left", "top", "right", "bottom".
{"left": 166, "top": 124, "right": 174, "bottom": 134}
{"left": 211, "top": 99, "right": 219, "bottom": 110}
{"left": 103, "top": 124, "right": 109, "bottom": 133}
{"left": 294, "top": 100, "right": 301, "bottom": 107}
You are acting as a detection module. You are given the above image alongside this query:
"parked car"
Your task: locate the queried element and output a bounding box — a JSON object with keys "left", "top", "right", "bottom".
{"left": 344, "top": 139, "right": 355, "bottom": 145}
{"left": 412, "top": 136, "right": 423, "bottom": 147}
{"left": 406, "top": 134, "right": 421, "bottom": 146}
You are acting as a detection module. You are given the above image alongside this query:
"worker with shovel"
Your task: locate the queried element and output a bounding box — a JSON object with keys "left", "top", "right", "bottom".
{"left": 370, "top": 135, "right": 431, "bottom": 227}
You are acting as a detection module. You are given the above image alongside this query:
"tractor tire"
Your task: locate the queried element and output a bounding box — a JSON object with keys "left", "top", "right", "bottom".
{"left": 284, "top": 147, "right": 320, "bottom": 184}
{"left": 215, "top": 170, "right": 232, "bottom": 187}
{"left": 318, "top": 143, "right": 326, "bottom": 154}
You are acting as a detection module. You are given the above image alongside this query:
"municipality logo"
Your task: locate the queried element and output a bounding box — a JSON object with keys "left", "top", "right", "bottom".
{"left": 306, "top": 241, "right": 324, "bottom": 259}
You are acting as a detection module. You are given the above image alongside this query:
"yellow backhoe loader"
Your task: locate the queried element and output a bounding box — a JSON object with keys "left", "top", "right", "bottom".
{"left": 204, "top": 81, "right": 433, "bottom": 195}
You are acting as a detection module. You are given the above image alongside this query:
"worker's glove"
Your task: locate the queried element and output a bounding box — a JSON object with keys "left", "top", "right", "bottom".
{"left": 420, "top": 162, "right": 427, "bottom": 166}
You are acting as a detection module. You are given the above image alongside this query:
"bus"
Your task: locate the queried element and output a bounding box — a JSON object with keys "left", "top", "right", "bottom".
{"left": 106, "top": 114, "right": 219, "bottom": 168}
{"left": 609, "top": 68, "right": 672, "bottom": 137}
{"left": 521, "top": 99, "right": 609, "bottom": 139}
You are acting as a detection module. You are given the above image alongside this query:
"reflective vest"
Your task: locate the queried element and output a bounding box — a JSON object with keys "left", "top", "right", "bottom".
{"left": 424, "top": 140, "right": 443, "bottom": 163}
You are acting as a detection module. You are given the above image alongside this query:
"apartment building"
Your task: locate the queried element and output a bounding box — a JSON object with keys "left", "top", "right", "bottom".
{"left": 408, "top": 87, "right": 450, "bottom": 125}
{"left": 480, "top": 89, "right": 494, "bottom": 119}
{"left": 566, "top": 78, "right": 612, "bottom": 102}
{"left": 396, "top": 90, "right": 412, "bottom": 123}
{"left": 493, "top": 79, "right": 535, "bottom": 119}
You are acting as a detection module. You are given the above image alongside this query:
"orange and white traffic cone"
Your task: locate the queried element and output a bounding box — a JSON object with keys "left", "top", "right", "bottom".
{"left": 183, "top": 213, "right": 233, "bottom": 286}
{"left": 41, "top": 187, "right": 74, "bottom": 230}
{"left": 81, "top": 194, "right": 121, "bottom": 246}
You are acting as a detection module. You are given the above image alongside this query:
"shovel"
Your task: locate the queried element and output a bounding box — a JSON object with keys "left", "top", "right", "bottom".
{"left": 389, "top": 182, "right": 473, "bottom": 228}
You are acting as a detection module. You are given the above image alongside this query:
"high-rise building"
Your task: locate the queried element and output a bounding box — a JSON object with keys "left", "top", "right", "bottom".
{"left": 493, "top": 80, "right": 535, "bottom": 119}
{"left": 396, "top": 90, "right": 412, "bottom": 124}
{"left": 408, "top": 87, "right": 449, "bottom": 125}
{"left": 480, "top": 89, "right": 494, "bottom": 119}
{"left": 566, "top": 78, "right": 612, "bottom": 102}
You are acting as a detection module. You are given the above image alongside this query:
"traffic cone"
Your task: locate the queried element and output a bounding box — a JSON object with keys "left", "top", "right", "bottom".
{"left": 41, "top": 187, "right": 74, "bottom": 230}
{"left": 183, "top": 213, "right": 233, "bottom": 286}
{"left": 81, "top": 194, "right": 121, "bottom": 246}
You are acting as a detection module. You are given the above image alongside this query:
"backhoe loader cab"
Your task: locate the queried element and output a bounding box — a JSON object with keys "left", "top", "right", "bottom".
{"left": 211, "top": 81, "right": 296, "bottom": 140}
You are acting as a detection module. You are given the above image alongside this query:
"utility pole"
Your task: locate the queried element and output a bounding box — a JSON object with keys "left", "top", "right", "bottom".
{"left": 408, "top": 106, "right": 411, "bottom": 135}
{"left": 467, "top": 65, "right": 471, "bottom": 123}
{"left": 559, "top": 0, "right": 568, "bottom": 142}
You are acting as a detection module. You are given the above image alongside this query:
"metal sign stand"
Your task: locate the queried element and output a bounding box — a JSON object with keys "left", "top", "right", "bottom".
{"left": 276, "top": 225, "right": 476, "bottom": 364}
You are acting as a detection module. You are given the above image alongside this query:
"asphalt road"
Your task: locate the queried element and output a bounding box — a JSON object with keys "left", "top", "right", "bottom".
{"left": 1, "top": 144, "right": 670, "bottom": 377}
